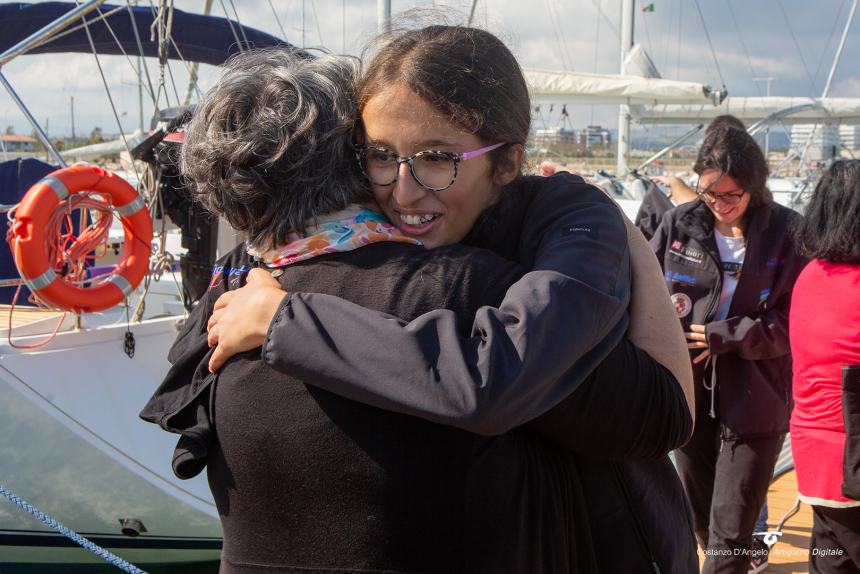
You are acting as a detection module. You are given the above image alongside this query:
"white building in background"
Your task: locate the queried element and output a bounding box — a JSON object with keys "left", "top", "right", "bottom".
{"left": 790, "top": 124, "right": 841, "bottom": 161}
{"left": 839, "top": 124, "right": 860, "bottom": 153}
{"left": 580, "top": 125, "right": 611, "bottom": 149}
{"left": 534, "top": 127, "right": 577, "bottom": 145}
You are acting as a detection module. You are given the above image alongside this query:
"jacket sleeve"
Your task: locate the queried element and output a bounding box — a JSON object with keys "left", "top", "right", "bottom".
{"left": 262, "top": 183, "right": 631, "bottom": 436}
{"left": 530, "top": 338, "right": 693, "bottom": 459}
{"left": 705, "top": 242, "right": 808, "bottom": 361}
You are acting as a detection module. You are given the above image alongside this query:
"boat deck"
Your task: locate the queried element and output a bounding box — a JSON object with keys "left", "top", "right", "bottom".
{"left": 0, "top": 304, "right": 62, "bottom": 328}
{"left": 698, "top": 470, "right": 813, "bottom": 573}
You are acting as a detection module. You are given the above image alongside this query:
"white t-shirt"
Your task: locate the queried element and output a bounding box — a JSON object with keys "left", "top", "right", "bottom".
{"left": 714, "top": 230, "right": 746, "bottom": 321}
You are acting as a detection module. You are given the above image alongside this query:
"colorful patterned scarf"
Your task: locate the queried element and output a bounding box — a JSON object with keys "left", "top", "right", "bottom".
{"left": 247, "top": 206, "right": 421, "bottom": 268}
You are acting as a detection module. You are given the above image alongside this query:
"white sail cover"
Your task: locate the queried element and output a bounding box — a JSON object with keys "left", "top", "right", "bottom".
{"left": 635, "top": 97, "right": 860, "bottom": 124}
{"left": 525, "top": 68, "right": 721, "bottom": 106}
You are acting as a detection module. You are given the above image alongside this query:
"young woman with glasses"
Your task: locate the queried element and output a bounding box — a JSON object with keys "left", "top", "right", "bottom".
{"left": 650, "top": 125, "right": 808, "bottom": 574}
{"left": 204, "top": 25, "right": 698, "bottom": 572}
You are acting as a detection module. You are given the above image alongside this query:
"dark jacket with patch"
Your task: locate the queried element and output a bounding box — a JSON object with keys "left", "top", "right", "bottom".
{"left": 651, "top": 199, "right": 807, "bottom": 440}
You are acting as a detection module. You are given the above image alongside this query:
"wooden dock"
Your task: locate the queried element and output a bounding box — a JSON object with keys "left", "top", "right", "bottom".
{"left": 698, "top": 470, "right": 813, "bottom": 573}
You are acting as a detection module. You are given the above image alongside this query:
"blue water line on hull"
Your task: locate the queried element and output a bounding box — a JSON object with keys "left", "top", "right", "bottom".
{"left": 0, "top": 484, "right": 148, "bottom": 574}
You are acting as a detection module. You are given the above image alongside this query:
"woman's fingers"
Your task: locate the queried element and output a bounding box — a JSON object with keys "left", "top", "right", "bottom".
{"left": 692, "top": 349, "right": 711, "bottom": 364}
{"left": 212, "top": 290, "right": 236, "bottom": 312}
{"left": 207, "top": 307, "right": 224, "bottom": 333}
{"left": 687, "top": 341, "right": 708, "bottom": 349}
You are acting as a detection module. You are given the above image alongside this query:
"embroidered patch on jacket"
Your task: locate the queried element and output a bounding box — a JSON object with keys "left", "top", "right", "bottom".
{"left": 665, "top": 270, "right": 697, "bottom": 286}
{"left": 209, "top": 264, "right": 251, "bottom": 289}
{"left": 671, "top": 292, "right": 693, "bottom": 318}
{"left": 758, "top": 288, "right": 771, "bottom": 307}
{"left": 668, "top": 240, "right": 705, "bottom": 265}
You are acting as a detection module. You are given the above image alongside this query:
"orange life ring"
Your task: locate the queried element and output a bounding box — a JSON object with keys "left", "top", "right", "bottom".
{"left": 10, "top": 165, "right": 153, "bottom": 313}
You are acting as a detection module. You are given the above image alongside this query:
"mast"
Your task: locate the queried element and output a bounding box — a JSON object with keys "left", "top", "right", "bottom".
{"left": 378, "top": 0, "right": 391, "bottom": 35}
{"left": 616, "top": 0, "right": 634, "bottom": 175}
{"left": 822, "top": 0, "right": 858, "bottom": 99}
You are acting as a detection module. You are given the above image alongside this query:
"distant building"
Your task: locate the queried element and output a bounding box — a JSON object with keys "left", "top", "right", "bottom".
{"left": 580, "top": 125, "right": 611, "bottom": 149}
{"left": 790, "top": 124, "right": 840, "bottom": 161}
{"left": 0, "top": 134, "right": 38, "bottom": 152}
{"left": 839, "top": 124, "right": 860, "bottom": 153}
{"left": 534, "top": 127, "right": 577, "bottom": 145}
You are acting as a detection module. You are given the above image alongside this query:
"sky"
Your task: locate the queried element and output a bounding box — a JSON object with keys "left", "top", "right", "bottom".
{"left": 1, "top": 0, "right": 859, "bottom": 139}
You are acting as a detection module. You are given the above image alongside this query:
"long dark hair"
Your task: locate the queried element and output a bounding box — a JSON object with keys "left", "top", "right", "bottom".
{"left": 694, "top": 125, "right": 771, "bottom": 208}
{"left": 795, "top": 160, "right": 860, "bottom": 264}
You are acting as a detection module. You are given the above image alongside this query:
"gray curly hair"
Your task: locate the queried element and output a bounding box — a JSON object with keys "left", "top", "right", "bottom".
{"left": 180, "top": 49, "right": 369, "bottom": 248}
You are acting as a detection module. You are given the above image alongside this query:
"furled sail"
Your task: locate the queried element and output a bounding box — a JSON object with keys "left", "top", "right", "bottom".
{"left": 635, "top": 97, "right": 860, "bottom": 124}
{"left": 525, "top": 68, "right": 722, "bottom": 106}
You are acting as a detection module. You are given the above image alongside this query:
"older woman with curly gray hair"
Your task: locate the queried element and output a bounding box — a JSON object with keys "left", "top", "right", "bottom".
{"left": 143, "top": 48, "right": 592, "bottom": 572}
{"left": 179, "top": 49, "right": 370, "bottom": 244}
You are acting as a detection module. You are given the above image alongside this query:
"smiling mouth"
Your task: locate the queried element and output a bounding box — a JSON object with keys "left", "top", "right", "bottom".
{"left": 400, "top": 213, "right": 439, "bottom": 226}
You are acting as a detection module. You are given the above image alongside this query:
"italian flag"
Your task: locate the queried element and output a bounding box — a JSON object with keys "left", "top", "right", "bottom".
{"left": 642, "top": 3, "right": 655, "bottom": 11}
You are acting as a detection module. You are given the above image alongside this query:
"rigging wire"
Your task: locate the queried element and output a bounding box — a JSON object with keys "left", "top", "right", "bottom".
{"left": 775, "top": 0, "right": 817, "bottom": 95}
{"left": 26, "top": 4, "right": 129, "bottom": 51}
{"left": 125, "top": 3, "right": 159, "bottom": 109}
{"left": 79, "top": 12, "right": 143, "bottom": 186}
{"left": 589, "top": 0, "right": 619, "bottom": 39}
{"left": 813, "top": 0, "right": 848, "bottom": 89}
{"left": 544, "top": 0, "right": 573, "bottom": 71}
{"left": 217, "top": 0, "right": 245, "bottom": 53}
{"left": 725, "top": 0, "right": 763, "bottom": 98}
{"left": 590, "top": 0, "right": 602, "bottom": 125}
{"left": 87, "top": 4, "right": 159, "bottom": 107}
{"left": 692, "top": 0, "right": 726, "bottom": 89}
{"left": 725, "top": 0, "right": 800, "bottom": 170}
{"left": 310, "top": 0, "right": 325, "bottom": 49}
{"left": 267, "top": 0, "right": 289, "bottom": 41}
{"left": 227, "top": 0, "right": 251, "bottom": 49}
{"left": 675, "top": 0, "right": 683, "bottom": 79}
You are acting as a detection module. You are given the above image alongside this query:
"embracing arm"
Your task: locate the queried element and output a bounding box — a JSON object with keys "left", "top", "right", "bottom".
{"left": 256, "top": 184, "right": 631, "bottom": 436}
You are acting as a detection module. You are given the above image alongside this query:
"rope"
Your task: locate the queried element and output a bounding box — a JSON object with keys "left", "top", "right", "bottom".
{"left": 0, "top": 484, "right": 148, "bottom": 574}
{"left": 80, "top": 13, "right": 144, "bottom": 187}
{"left": 692, "top": 0, "right": 726, "bottom": 89}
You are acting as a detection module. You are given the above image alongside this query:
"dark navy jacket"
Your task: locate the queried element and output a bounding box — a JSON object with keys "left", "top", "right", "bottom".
{"left": 651, "top": 199, "right": 807, "bottom": 439}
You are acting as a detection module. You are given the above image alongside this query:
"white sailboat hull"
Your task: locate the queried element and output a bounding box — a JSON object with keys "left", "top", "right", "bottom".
{"left": 0, "top": 313, "right": 221, "bottom": 568}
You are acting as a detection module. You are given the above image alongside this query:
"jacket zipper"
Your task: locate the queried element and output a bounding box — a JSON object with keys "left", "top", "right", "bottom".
{"left": 611, "top": 463, "right": 661, "bottom": 574}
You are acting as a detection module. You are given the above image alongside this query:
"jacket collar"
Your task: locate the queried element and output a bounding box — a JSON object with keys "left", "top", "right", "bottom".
{"left": 676, "top": 199, "right": 774, "bottom": 241}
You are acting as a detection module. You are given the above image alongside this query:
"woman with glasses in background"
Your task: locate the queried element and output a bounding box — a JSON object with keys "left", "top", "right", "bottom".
{"left": 651, "top": 124, "right": 807, "bottom": 574}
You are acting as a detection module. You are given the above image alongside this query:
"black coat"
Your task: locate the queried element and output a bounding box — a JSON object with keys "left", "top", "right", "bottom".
{"left": 651, "top": 199, "right": 807, "bottom": 439}
{"left": 258, "top": 175, "right": 698, "bottom": 573}
{"left": 635, "top": 180, "right": 674, "bottom": 241}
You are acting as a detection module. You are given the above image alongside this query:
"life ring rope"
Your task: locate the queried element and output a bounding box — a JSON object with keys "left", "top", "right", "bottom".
{"left": 8, "top": 165, "right": 154, "bottom": 314}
